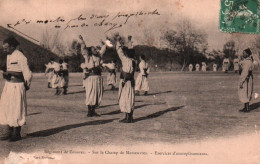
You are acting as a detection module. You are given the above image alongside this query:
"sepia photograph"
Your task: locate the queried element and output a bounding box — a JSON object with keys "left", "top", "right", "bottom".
{"left": 0, "top": 0, "right": 259, "bottom": 163}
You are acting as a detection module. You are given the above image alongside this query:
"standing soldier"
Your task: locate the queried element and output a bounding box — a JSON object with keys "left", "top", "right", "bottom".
{"left": 52, "top": 59, "right": 64, "bottom": 95}
{"left": 62, "top": 58, "right": 69, "bottom": 94}
{"left": 116, "top": 36, "right": 136, "bottom": 123}
{"left": 222, "top": 58, "right": 230, "bottom": 73}
{"left": 238, "top": 48, "right": 254, "bottom": 113}
{"left": 102, "top": 60, "right": 117, "bottom": 90}
{"left": 195, "top": 63, "right": 200, "bottom": 71}
{"left": 135, "top": 55, "right": 149, "bottom": 96}
{"left": 233, "top": 57, "right": 239, "bottom": 73}
{"left": 0, "top": 37, "right": 32, "bottom": 141}
{"left": 45, "top": 57, "right": 55, "bottom": 88}
{"left": 188, "top": 64, "right": 193, "bottom": 72}
{"left": 213, "top": 63, "right": 217, "bottom": 72}
{"left": 79, "top": 35, "right": 107, "bottom": 117}
{"left": 201, "top": 62, "right": 207, "bottom": 72}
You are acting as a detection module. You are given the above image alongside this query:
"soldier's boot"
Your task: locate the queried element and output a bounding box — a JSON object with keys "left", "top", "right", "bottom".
{"left": 63, "top": 87, "right": 67, "bottom": 95}
{"left": 119, "top": 113, "right": 128, "bottom": 123}
{"left": 92, "top": 106, "right": 100, "bottom": 117}
{"left": 127, "top": 111, "right": 134, "bottom": 123}
{"left": 144, "top": 91, "right": 148, "bottom": 96}
{"left": 87, "top": 106, "right": 93, "bottom": 117}
{"left": 135, "top": 91, "right": 140, "bottom": 96}
{"left": 111, "top": 86, "right": 115, "bottom": 90}
{"left": 244, "top": 103, "right": 250, "bottom": 113}
{"left": 239, "top": 103, "right": 247, "bottom": 112}
{"left": 9, "top": 126, "right": 21, "bottom": 142}
{"left": 55, "top": 88, "right": 59, "bottom": 95}
{"left": 48, "top": 82, "right": 51, "bottom": 88}
{"left": 0, "top": 126, "right": 12, "bottom": 140}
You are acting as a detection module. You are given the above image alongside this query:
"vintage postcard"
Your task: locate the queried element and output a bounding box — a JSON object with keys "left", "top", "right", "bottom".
{"left": 0, "top": 0, "right": 259, "bottom": 164}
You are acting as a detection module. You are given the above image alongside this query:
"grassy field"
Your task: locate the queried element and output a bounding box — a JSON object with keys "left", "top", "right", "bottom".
{"left": 0, "top": 72, "right": 259, "bottom": 163}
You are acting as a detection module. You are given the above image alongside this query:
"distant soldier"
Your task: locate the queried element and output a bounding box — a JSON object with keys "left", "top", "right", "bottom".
{"left": 233, "top": 57, "right": 239, "bottom": 73}
{"left": 188, "top": 64, "right": 193, "bottom": 72}
{"left": 135, "top": 55, "right": 150, "bottom": 96}
{"left": 62, "top": 58, "right": 69, "bottom": 94}
{"left": 0, "top": 37, "right": 32, "bottom": 141}
{"left": 201, "top": 62, "right": 206, "bottom": 72}
{"left": 51, "top": 59, "right": 64, "bottom": 95}
{"left": 102, "top": 60, "right": 117, "bottom": 90}
{"left": 45, "top": 57, "right": 55, "bottom": 88}
{"left": 195, "top": 64, "right": 200, "bottom": 71}
{"left": 213, "top": 63, "right": 217, "bottom": 72}
{"left": 222, "top": 58, "right": 230, "bottom": 73}
{"left": 238, "top": 48, "right": 254, "bottom": 113}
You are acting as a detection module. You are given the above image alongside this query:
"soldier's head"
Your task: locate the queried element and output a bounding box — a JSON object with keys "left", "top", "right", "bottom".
{"left": 243, "top": 48, "right": 252, "bottom": 59}
{"left": 112, "top": 59, "right": 116, "bottom": 64}
{"left": 64, "top": 58, "right": 69, "bottom": 63}
{"left": 50, "top": 57, "right": 55, "bottom": 63}
{"left": 3, "top": 36, "right": 19, "bottom": 54}
{"left": 59, "top": 59, "right": 63, "bottom": 64}
{"left": 140, "top": 55, "right": 146, "bottom": 61}
{"left": 91, "top": 46, "right": 98, "bottom": 55}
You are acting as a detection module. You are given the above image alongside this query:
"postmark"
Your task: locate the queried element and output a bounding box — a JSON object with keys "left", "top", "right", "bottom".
{"left": 220, "top": 0, "right": 260, "bottom": 33}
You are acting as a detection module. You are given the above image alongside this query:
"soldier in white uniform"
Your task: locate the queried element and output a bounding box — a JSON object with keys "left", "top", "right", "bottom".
{"left": 45, "top": 57, "right": 55, "bottom": 88}
{"left": 223, "top": 58, "right": 230, "bottom": 73}
{"left": 233, "top": 57, "right": 239, "bottom": 73}
{"left": 62, "top": 58, "right": 69, "bottom": 94}
{"left": 116, "top": 36, "right": 136, "bottom": 123}
{"left": 102, "top": 60, "right": 117, "bottom": 90}
{"left": 79, "top": 35, "right": 107, "bottom": 117}
{"left": 51, "top": 59, "right": 65, "bottom": 95}
{"left": 201, "top": 62, "right": 206, "bottom": 72}
{"left": 188, "top": 64, "right": 193, "bottom": 72}
{"left": 0, "top": 37, "right": 32, "bottom": 141}
{"left": 213, "top": 63, "right": 217, "bottom": 72}
{"left": 135, "top": 55, "right": 149, "bottom": 95}
{"left": 238, "top": 48, "right": 254, "bottom": 113}
{"left": 195, "top": 64, "right": 200, "bottom": 71}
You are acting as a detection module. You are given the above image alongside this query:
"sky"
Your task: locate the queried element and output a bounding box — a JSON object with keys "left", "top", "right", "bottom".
{"left": 0, "top": 0, "right": 257, "bottom": 53}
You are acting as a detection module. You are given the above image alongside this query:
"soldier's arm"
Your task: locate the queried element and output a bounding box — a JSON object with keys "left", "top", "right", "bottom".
{"left": 19, "top": 54, "right": 33, "bottom": 89}
{"left": 78, "top": 35, "right": 89, "bottom": 59}
{"left": 99, "top": 42, "right": 107, "bottom": 57}
{"left": 239, "top": 62, "right": 250, "bottom": 88}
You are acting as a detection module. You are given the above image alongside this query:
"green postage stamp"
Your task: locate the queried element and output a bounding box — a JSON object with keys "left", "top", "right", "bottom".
{"left": 220, "top": 0, "right": 260, "bottom": 34}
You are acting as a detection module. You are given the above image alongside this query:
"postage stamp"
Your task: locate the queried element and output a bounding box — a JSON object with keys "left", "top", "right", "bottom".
{"left": 220, "top": 0, "right": 260, "bottom": 34}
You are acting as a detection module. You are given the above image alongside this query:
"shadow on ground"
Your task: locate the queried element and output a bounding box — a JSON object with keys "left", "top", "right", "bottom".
{"left": 134, "top": 105, "right": 184, "bottom": 122}
{"left": 249, "top": 102, "right": 260, "bottom": 112}
{"left": 27, "top": 118, "right": 118, "bottom": 137}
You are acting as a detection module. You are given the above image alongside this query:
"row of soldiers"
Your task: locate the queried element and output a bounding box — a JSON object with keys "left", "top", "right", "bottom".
{"left": 188, "top": 57, "right": 240, "bottom": 72}
{"left": 77, "top": 35, "right": 150, "bottom": 122}
{"left": 0, "top": 35, "right": 253, "bottom": 143}
{"left": 45, "top": 58, "right": 69, "bottom": 95}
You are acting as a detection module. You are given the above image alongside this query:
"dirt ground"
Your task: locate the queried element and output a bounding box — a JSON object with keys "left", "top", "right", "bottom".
{"left": 0, "top": 72, "right": 259, "bottom": 164}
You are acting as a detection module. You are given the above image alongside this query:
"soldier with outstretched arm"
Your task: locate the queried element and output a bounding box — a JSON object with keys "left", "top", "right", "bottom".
{"left": 115, "top": 35, "right": 136, "bottom": 123}
{"left": 79, "top": 35, "right": 107, "bottom": 117}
